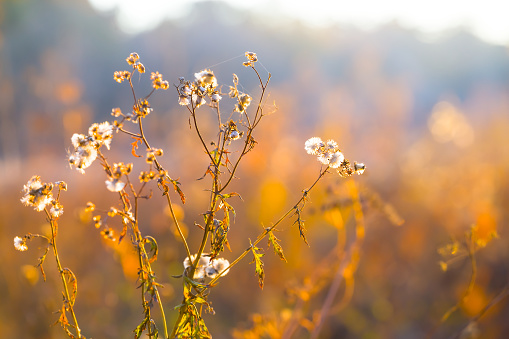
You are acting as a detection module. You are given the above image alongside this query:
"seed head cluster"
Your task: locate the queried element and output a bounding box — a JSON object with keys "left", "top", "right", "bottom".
{"left": 20, "top": 175, "right": 55, "bottom": 212}
{"left": 69, "top": 122, "right": 113, "bottom": 174}
{"left": 177, "top": 69, "right": 221, "bottom": 109}
{"left": 183, "top": 254, "right": 230, "bottom": 281}
{"left": 305, "top": 137, "right": 365, "bottom": 176}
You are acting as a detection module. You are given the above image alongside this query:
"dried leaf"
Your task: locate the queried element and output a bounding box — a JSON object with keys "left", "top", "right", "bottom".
{"left": 268, "top": 230, "right": 287, "bottom": 262}
{"left": 250, "top": 240, "right": 265, "bottom": 289}
{"left": 131, "top": 137, "right": 142, "bottom": 158}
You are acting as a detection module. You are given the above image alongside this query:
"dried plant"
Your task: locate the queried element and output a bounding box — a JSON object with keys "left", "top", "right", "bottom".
{"left": 15, "top": 52, "right": 366, "bottom": 338}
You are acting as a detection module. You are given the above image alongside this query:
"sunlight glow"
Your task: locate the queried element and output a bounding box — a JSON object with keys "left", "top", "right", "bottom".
{"left": 88, "top": 0, "right": 509, "bottom": 45}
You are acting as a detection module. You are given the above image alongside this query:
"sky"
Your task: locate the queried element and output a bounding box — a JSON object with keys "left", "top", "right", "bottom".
{"left": 87, "top": 0, "right": 509, "bottom": 45}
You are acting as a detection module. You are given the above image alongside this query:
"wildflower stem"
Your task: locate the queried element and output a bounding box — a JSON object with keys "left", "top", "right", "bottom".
{"left": 45, "top": 209, "right": 82, "bottom": 338}
{"left": 190, "top": 108, "right": 219, "bottom": 169}
{"left": 135, "top": 116, "right": 192, "bottom": 268}
{"left": 99, "top": 152, "right": 168, "bottom": 339}
{"left": 118, "top": 127, "right": 141, "bottom": 138}
{"left": 209, "top": 166, "right": 329, "bottom": 286}
{"left": 165, "top": 193, "right": 192, "bottom": 260}
{"left": 217, "top": 72, "right": 271, "bottom": 194}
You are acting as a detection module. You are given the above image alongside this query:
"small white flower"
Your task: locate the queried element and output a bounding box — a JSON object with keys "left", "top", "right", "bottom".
{"left": 317, "top": 151, "right": 332, "bottom": 165}
{"left": 71, "top": 133, "right": 89, "bottom": 148}
{"left": 20, "top": 176, "right": 53, "bottom": 211}
{"left": 183, "top": 254, "right": 211, "bottom": 280}
{"left": 210, "top": 93, "right": 222, "bottom": 102}
{"left": 234, "top": 93, "right": 252, "bottom": 112}
{"left": 192, "top": 94, "right": 206, "bottom": 108}
{"left": 14, "top": 236, "right": 28, "bottom": 251}
{"left": 211, "top": 258, "right": 230, "bottom": 277}
{"left": 205, "top": 258, "right": 230, "bottom": 278}
{"left": 50, "top": 202, "right": 64, "bottom": 218}
{"left": 325, "top": 139, "right": 338, "bottom": 151}
{"left": 89, "top": 122, "right": 114, "bottom": 150}
{"left": 178, "top": 95, "right": 190, "bottom": 106}
{"left": 354, "top": 162, "right": 366, "bottom": 175}
{"left": 229, "top": 130, "right": 240, "bottom": 140}
{"left": 69, "top": 145, "right": 98, "bottom": 174}
{"left": 328, "top": 151, "right": 345, "bottom": 168}
{"left": 304, "top": 137, "right": 323, "bottom": 155}
{"left": 105, "top": 178, "right": 126, "bottom": 192}
{"left": 194, "top": 69, "right": 218, "bottom": 88}
{"left": 183, "top": 254, "right": 210, "bottom": 269}
{"left": 182, "top": 85, "right": 192, "bottom": 96}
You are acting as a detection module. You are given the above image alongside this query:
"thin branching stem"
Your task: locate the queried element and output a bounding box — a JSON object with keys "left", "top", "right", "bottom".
{"left": 218, "top": 72, "right": 271, "bottom": 194}
{"left": 44, "top": 209, "right": 82, "bottom": 338}
{"left": 209, "top": 166, "right": 329, "bottom": 286}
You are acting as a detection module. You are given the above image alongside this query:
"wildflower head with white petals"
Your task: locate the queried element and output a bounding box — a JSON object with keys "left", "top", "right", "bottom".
{"left": 305, "top": 137, "right": 324, "bottom": 155}
{"left": 20, "top": 175, "right": 54, "bottom": 211}
{"left": 14, "top": 236, "right": 28, "bottom": 251}
{"left": 304, "top": 137, "right": 365, "bottom": 176}
{"left": 68, "top": 121, "right": 114, "bottom": 174}
{"left": 183, "top": 253, "right": 230, "bottom": 281}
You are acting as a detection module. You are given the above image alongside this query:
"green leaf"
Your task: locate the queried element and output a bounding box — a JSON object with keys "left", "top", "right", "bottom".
{"left": 250, "top": 240, "right": 265, "bottom": 289}
{"left": 268, "top": 230, "right": 287, "bottom": 262}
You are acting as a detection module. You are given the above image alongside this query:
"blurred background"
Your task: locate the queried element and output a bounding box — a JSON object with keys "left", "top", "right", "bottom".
{"left": 1, "top": 0, "right": 509, "bottom": 338}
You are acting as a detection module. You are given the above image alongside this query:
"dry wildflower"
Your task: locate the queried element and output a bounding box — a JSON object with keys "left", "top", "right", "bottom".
{"left": 139, "top": 171, "right": 156, "bottom": 182}
{"left": 178, "top": 95, "right": 190, "bottom": 106}
{"left": 105, "top": 162, "right": 131, "bottom": 191}
{"left": 245, "top": 51, "right": 258, "bottom": 63}
{"left": 337, "top": 160, "right": 356, "bottom": 177}
{"left": 88, "top": 122, "right": 114, "bottom": 150}
{"left": 305, "top": 137, "right": 365, "bottom": 176}
{"left": 111, "top": 107, "right": 122, "bottom": 117}
{"left": 235, "top": 93, "right": 252, "bottom": 112}
{"left": 14, "top": 236, "right": 28, "bottom": 252}
{"left": 20, "top": 176, "right": 54, "bottom": 212}
{"left": 183, "top": 254, "right": 229, "bottom": 281}
{"left": 328, "top": 151, "right": 345, "bottom": 168}
{"left": 304, "top": 137, "right": 323, "bottom": 155}
{"left": 229, "top": 130, "right": 241, "bottom": 140}
{"left": 50, "top": 201, "right": 64, "bottom": 218}
{"left": 205, "top": 258, "right": 230, "bottom": 278}
{"left": 151, "top": 71, "right": 169, "bottom": 90}
{"left": 243, "top": 52, "right": 258, "bottom": 67}
{"left": 133, "top": 99, "right": 152, "bottom": 118}
{"left": 105, "top": 178, "right": 126, "bottom": 192}
{"left": 134, "top": 62, "right": 145, "bottom": 73}
{"left": 68, "top": 129, "right": 111, "bottom": 173}
{"left": 68, "top": 141, "right": 98, "bottom": 174}
{"left": 354, "top": 162, "right": 366, "bottom": 175}
{"left": 85, "top": 202, "right": 95, "bottom": 212}
{"left": 113, "top": 70, "right": 131, "bottom": 83}
{"left": 56, "top": 181, "right": 67, "bottom": 191}
{"left": 93, "top": 215, "right": 102, "bottom": 228}
{"left": 210, "top": 92, "right": 222, "bottom": 103}
{"left": 192, "top": 94, "right": 206, "bottom": 108}
{"left": 181, "top": 85, "right": 192, "bottom": 96}
{"left": 229, "top": 74, "right": 239, "bottom": 98}
{"left": 148, "top": 148, "right": 163, "bottom": 157}
{"left": 325, "top": 139, "right": 338, "bottom": 151}
{"left": 317, "top": 151, "right": 332, "bottom": 165}
{"left": 194, "top": 69, "right": 218, "bottom": 89}
{"left": 113, "top": 120, "right": 123, "bottom": 130}
{"left": 101, "top": 228, "right": 116, "bottom": 242}
{"left": 108, "top": 207, "right": 118, "bottom": 217}
{"left": 126, "top": 52, "right": 139, "bottom": 65}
